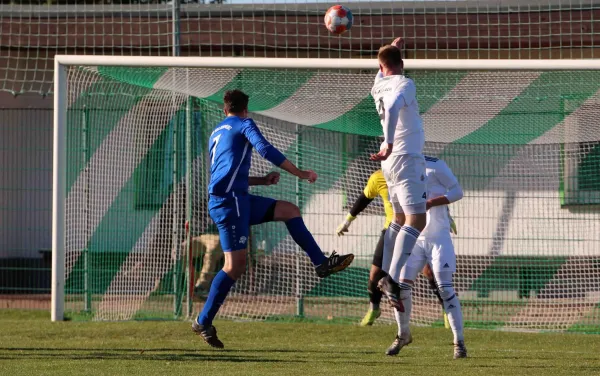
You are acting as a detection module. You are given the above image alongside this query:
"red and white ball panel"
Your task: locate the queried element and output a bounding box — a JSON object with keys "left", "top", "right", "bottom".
{"left": 324, "top": 5, "right": 354, "bottom": 34}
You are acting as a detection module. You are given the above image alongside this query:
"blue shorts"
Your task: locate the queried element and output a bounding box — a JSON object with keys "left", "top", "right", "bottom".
{"left": 208, "top": 192, "right": 277, "bottom": 252}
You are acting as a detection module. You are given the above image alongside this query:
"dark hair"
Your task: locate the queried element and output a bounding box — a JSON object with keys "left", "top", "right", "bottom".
{"left": 223, "top": 89, "right": 249, "bottom": 114}
{"left": 378, "top": 45, "right": 403, "bottom": 69}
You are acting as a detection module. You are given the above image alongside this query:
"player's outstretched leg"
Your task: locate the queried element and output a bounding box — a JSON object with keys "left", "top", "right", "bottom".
{"left": 387, "top": 281, "right": 414, "bottom": 356}
{"left": 380, "top": 207, "right": 426, "bottom": 311}
{"left": 379, "top": 220, "right": 403, "bottom": 311}
{"left": 435, "top": 271, "right": 467, "bottom": 359}
{"left": 385, "top": 212, "right": 426, "bottom": 308}
{"left": 275, "top": 201, "right": 354, "bottom": 278}
{"left": 193, "top": 248, "right": 247, "bottom": 349}
{"left": 381, "top": 222, "right": 401, "bottom": 274}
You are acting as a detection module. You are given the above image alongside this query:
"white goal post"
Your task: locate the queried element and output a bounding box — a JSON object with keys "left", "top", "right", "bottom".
{"left": 53, "top": 56, "right": 600, "bottom": 328}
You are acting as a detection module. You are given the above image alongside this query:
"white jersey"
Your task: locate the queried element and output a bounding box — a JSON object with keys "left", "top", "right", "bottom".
{"left": 420, "top": 156, "right": 460, "bottom": 239}
{"left": 371, "top": 73, "right": 424, "bottom": 156}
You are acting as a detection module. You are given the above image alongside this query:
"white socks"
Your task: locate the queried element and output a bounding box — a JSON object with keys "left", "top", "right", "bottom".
{"left": 435, "top": 271, "right": 465, "bottom": 343}
{"left": 394, "top": 283, "right": 413, "bottom": 338}
{"left": 381, "top": 222, "right": 400, "bottom": 274}
{"left": 388, "top": 226, "right": 420, "bottom": 282}
{"left": 393, "top": 275, "right": 465, "bottom": 344}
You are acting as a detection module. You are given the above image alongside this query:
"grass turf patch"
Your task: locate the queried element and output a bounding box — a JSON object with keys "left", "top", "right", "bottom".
{"left": 0, "top": 310, "right": 598, "bottom": 376}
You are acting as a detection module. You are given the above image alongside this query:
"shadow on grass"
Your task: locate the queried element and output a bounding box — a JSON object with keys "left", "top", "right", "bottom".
{"left": 0, "top": 347, "right": 388, "bottom": 364}
{"left": 0, "top": 347, "right": 382, "bottom": 355}
{"left": 0, "top": 351, "right": 297, "bottom": 363}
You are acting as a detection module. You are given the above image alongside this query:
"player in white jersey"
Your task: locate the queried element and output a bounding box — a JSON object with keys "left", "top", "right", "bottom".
{"left": 385, "top": 155, "right": 467, "bottom": 359}
{"left": 370, "top": 37, "right": 427, "bottom": 311}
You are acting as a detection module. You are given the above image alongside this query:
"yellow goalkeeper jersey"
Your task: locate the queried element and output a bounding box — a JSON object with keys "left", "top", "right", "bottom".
{"left": 363, "top": 169, "right": 394, "bottom": 229}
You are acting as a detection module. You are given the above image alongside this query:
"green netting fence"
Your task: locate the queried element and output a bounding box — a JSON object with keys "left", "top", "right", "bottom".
{"left": 4, "top": 1, "right": 600, "bottom": 312}
{"left": 56, "top": 64, "right": 600, "bottom": 333}
{"left": 2, "top": 1, "right": 600, "bottom": 94}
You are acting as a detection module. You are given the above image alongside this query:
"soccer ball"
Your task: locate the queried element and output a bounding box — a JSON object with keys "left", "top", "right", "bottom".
{"left": 324, "top": 5, "right": 353, "bottom": 34}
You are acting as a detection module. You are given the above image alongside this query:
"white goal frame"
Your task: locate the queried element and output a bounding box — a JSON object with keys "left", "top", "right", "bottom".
{"left": 52, "top": 55, "right": 600, "bottom": 321}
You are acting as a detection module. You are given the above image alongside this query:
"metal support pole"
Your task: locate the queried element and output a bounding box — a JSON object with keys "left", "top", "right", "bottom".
{"left": 295, "top": 124, "right": 304, "bottom": 317}
{"left": 172, "top": 0, "right": 181, "bottom": 57}
{"left": 185, "top": 97, "right": 193, "bottom": 318}
{"left": 172, "top": 112, "right": 182, "bottom": 318}
{"left": 171, "top": 0, "right": 181, "bottom": 317}
{"left": 51, "top": 61, "right": 67, "bottom": 322}
{"left": 83, "top": 105, "right": 91, "bottom": 313}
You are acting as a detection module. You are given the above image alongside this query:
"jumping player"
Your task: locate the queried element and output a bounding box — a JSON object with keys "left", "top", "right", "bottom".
{"left": 386, "top": 155, "right": 467, "bottom": 359}
{"left": 370, "top": 37, "right": 427, "bottom": 310}
{"left": 192, "top": 89, "right": 355, "bottom": 348}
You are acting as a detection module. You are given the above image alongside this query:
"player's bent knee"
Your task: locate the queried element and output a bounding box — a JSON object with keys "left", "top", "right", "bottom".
{"left": 437, "top": 282, "right": 456, "bottom": 301}
{"left": 274, "top": 200, "right": 301, "bottom": 221}
{"left": 223, "top": 249, "right": 248, "bottom": 280}
{"left": 223, "top": 264, "right": 246, "bottom": 280}
{"left": 393, "top": 212, "right": 405, "bottom": 225}
{"left": 422, "top": 263, "right": 434, "bottom": 280}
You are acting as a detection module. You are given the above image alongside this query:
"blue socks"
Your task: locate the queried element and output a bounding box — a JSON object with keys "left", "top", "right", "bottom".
{"left": 197, "top": 270, "right": 236, "bottom": 327}
{"left": 285, "top": 217, "right": 327, "bottom": 266}
{"left": 197, "top": 217, "right": 325, "bottom": 327}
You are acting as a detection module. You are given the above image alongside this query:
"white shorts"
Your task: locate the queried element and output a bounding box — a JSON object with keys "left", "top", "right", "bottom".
{"left": 399, "top": 235, "right": 457, "bottom": 281}
{"left": 381, "top": 154, "right": 427, "bottom": 212}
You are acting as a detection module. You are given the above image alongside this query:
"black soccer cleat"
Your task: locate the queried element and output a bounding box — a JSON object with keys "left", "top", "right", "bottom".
{"left": 378, "top": 276, "right": 404, "bottom": 312}
{"left": 453, "top": 340, "right": 467, "bottom": 359}
{"left": 315, "top": 251, "right": 354, "bottom": 278}
{"left": 192, "top": 320, "right": 224, "bottom": 349}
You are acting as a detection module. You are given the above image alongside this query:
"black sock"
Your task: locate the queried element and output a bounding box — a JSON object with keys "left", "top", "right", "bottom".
{"left": 368, "top": 279, "right": 383, "bottom": 308}
{"left": 428, "top": 278, "right": 444, "bottom": 306}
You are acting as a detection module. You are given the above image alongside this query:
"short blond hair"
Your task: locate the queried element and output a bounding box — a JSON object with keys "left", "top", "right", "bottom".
{"left": 378, "top": 45, "right": 403, "bottom": 69}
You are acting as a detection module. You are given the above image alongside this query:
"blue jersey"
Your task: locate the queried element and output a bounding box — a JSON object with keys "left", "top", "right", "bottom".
{"left": 208, "top": 116, "right": 286, "bottom": 195}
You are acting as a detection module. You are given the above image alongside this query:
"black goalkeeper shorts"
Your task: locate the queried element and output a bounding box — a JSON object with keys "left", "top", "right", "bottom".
{"left": 371, "top": 229, "right": 387, "bottom": 269}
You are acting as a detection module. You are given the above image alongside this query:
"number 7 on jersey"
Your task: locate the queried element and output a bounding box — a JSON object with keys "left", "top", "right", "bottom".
{"left": 210, "top": 134, "right": 222, "bottom": 165}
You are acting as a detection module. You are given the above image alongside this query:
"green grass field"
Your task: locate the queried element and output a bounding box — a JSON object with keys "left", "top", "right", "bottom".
{"left": 0, "top": 310, "right": 599, "bottom": 376}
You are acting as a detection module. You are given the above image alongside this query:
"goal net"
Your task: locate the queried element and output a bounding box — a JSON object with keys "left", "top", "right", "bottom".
{"left": 53, "top": 57, "right": 600, "bottom": 332}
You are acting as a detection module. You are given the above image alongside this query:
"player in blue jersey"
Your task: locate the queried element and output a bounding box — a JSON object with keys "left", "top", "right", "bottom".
{"left": 192, "top": 89, "right": 355, "bottom": 348}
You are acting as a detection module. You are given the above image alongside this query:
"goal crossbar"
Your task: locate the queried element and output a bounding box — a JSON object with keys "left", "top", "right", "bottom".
{"left": 54, "top": 55, "right": 600, "bottom": 70}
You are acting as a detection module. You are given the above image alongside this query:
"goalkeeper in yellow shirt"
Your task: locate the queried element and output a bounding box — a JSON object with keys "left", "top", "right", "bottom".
{"left": 336, "top": 169, "right": 454, "bottom": 327}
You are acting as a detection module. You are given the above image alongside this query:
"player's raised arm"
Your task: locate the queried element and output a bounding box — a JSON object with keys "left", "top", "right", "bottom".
{"left": 241, "top": 119, "right": 317, "bottom": 183}
{"left": 248, "top": 172, "right": 280, "bottom": 186}
{"left": 426, "top": 159, "right": 464, "bottom": 210}
{"left": 241, "top": 118, "right": 286, "bottom": 166}
{"left": 335, "top": 173, "right": 380, "bottom": 236}
{"left": 279, "top": 160, "right": 318, "bottom": 183}
{"left": 336, "top": 193, "right": 374, "bottom": 236}
{"left": 391, "top": 37, "right": 404, "bottom": 51}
